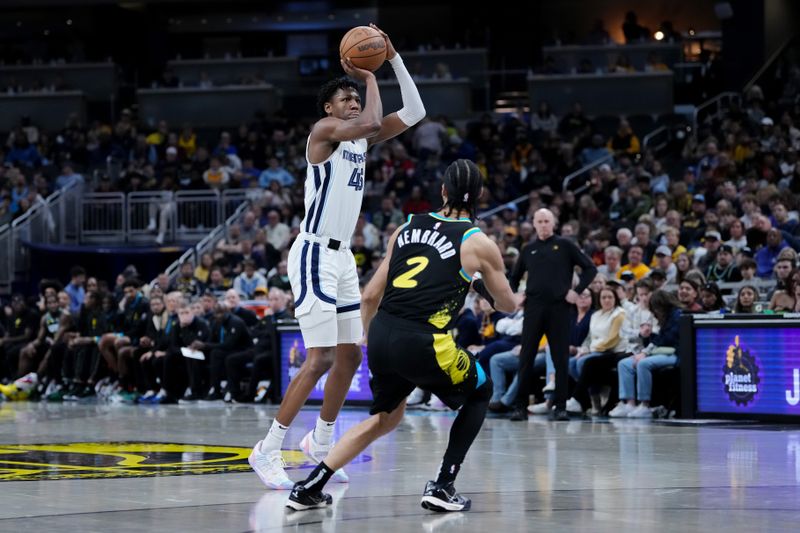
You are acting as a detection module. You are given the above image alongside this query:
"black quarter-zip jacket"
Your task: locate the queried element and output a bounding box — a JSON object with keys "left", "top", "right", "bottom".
{"left": 509, "top": 235, "right": 597, "bottom": 304}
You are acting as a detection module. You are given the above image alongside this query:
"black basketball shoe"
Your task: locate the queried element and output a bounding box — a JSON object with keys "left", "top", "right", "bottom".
{"left": 420, "top": 480, "right": 471, "bottom": 512}
{"left": 286, "top": 482, "right": 333, "bottom": 511}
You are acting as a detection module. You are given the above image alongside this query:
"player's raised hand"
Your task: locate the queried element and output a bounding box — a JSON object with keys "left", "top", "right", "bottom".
{"left": 341, "top": 57, "right": 375, "bottom": 82}
{"left": 369, "top": 23, "right": 396, "bottom": 60}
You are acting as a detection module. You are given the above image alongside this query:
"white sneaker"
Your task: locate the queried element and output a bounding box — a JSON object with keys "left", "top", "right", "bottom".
{"left": 299, "top": 430, "right": 349, "bottom": 483}
{"left": 565, "top": 397, "right": 583, "bottom": 414}
{"left": 542, "top": 380, "right": 555, "bottom": 392}
{"left": 527, "top": 402, "right": 551, "bottom": 415}
{"left": 425, "top": 396, "right": 449, "bottom": 411}
{"left": 608, "top": 403, "right": 634, "bottom": 418}
{"left": 249, "top": 441, "right": 294, "bottom": 490}
{"left": 146, "top": 219, "right": 157, "bottom": 232}
{"left": 627, "top": 404, "right": 653, "bottom": 418}
{"left": 407, "top": 387, "right": 426, "bottom": 406}
{"left": 254, "top": 380, "right": 271, "bottom": 403}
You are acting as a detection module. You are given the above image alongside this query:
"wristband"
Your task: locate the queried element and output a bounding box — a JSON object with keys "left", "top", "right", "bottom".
{"left": 472, "top": 279, "right": 495, "bottom": 308}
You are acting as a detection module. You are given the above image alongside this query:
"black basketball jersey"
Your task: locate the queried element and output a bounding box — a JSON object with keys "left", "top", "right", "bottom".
{"left": 380, "top": 212, "right": 480, "bottom": 331}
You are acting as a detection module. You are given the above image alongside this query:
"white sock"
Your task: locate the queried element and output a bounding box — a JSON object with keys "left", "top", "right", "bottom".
{"left": 313, "top": 416, "right": 336, "bottom": 446}
{"left": 260, "top": 419, "right": 288, "bottom": 454}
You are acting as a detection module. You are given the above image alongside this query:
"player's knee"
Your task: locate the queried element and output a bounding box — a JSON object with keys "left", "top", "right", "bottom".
{"left": 306, "top": 348, "right": 336, "bottom": 376}
{"left": 377, "top": 406, "right": 405, "bottom": 435}
{"left": 338, "top": 345, "right": 362, "bottom": 369}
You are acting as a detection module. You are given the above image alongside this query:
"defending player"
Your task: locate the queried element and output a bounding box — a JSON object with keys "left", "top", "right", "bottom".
{"left": 287, "top": 159, "right": 517, "bottom": 512}
{"left": 249, "top": 24, "right": 426, "bottom": 489}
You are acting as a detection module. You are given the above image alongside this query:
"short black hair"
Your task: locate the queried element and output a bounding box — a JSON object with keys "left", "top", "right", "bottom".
{"left": 122, "top": 279, "right": 141, "bottom": 290}
{"left": 316, "top": 77, "right": 359, "bottom": 118}
{"left": 70, "top": 266, "right": 86, "bottom": 278}
{"left": 442, "top": 159, "right": 483, "bottom": 220}
{"left": 39, "top": 278, "right": 64, "bottom": 295}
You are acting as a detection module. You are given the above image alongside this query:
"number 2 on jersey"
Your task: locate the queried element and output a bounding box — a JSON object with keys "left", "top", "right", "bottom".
{"left": 392, "top": 256, "right": 429, "bottom": 289}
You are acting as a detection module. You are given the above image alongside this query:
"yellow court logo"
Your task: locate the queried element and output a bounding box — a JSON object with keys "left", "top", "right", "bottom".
{"left": 0, "top": 442, "right": 316, "bottom": 481}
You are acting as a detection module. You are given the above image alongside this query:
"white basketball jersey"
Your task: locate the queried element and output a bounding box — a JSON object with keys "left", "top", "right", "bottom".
{"left": 301, "top": 136, "right": 367, "bottom": 242}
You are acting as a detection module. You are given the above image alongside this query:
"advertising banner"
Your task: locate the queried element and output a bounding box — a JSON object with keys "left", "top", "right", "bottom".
{"left": 695, "top": 327, "right": 800, "bottom": 415}
{"left": 279, "top": 329, "right": 372, "bottom": 402}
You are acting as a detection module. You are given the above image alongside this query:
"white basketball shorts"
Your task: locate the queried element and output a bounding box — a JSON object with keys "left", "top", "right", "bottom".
{"left": 287, "top": 235, "right": 362, "bottom": 348}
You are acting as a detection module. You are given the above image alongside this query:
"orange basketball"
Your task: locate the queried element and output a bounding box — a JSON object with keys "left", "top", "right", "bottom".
{"left": 339, "top": 26, "right": 387, "bottom": 72}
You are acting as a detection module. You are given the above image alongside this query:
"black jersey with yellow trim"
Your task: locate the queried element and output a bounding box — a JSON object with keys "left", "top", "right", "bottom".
{"left": 379, "top": 212, "right": 480, "bottom": 331}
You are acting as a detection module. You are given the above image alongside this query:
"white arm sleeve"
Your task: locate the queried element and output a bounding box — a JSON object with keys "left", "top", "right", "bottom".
{"left": 389, "top": 54, "right": 426, "bottom": 126}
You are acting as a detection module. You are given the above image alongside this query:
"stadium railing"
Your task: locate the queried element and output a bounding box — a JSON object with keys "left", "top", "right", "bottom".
{"left": 692, "top": 91, "right": 741, "bottom": 130}
{"left": 477, "top": 152, "right": 614, "bottom": 220}
{"left": 0, "top": 182, "right": 81, "bottom": 296}
{"left": 128, "top": 191, "right": 174, "bottom": 244}
{"left": 156, "top": 200, "right": 252, "bottom": 287}
{"left": 642, "top": 125, "right": 670, "bottom": 152}
{"left": 77, "top": 189, "right": 248, "bottom": 244}
{"left": 79, "top": 192, "right": 126, "bottom": 244}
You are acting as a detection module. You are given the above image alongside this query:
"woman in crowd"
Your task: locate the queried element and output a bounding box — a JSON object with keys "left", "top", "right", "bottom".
{"left": 650, "top": 195, "right": 670, "bottom": 236}
{"left": 565, "top": 286, "right": 627, "bottom": 414}
{"left": 194, "top": 253, "right": 214, "bottom": 284}
{"left": 725, "top": 218, "right": 748, "bottom": 251}
{"left": 675, "top": 253, "right": 693, "bottom": 284}
{"left": 677, "top": 278, "right": 703, "bottom": 312}
{"left": 588, "top": 273, "right": 607, "bottom": 296}
{"left": 769, "top": 275, "right": 796, "bottom": 312}
{"left": 610, "top": 290, "right": 683, "bottom": 418}
{"left": 792, "top": 281, "right": 800, "bottom": 312}
{"left": 569, "top": 279, "right": 655, "bottom": 415}
{"left": 733, "top": 285, "right": 759, "bottom": 313}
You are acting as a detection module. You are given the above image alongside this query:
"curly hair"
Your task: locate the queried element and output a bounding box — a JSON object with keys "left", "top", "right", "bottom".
{"left": 316, "top": 77, "right": 359, "bottom": 118}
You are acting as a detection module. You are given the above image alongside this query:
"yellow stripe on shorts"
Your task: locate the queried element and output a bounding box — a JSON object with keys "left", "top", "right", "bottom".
{"left": 432, "top": 333, "right": 471, "bottom": 385}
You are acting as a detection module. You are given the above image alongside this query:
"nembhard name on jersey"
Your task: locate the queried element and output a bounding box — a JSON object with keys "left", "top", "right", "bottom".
{"left": 342, "top": 150, "right": 367, "bottom": 163}
{"left": 396, "top": 228, "right": 456, "bottom": 259}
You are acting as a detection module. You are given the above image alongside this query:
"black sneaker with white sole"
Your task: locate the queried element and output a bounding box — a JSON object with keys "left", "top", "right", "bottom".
{"left": 286, "top": 483, "right": 333, "bottom": 511}
{"left": 420, "top": 481, "right": 471, "bottom": 512}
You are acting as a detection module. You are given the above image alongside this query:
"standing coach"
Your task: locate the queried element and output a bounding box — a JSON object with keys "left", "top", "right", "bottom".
{"left": 508, "top": 208, "right": 597, "bottom": 421}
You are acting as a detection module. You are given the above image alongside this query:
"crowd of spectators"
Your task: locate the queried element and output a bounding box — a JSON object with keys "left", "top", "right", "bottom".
{"left": 0, "top": 263, "right": 292, "bottom": 404}
{"left": 1, "top": 73, "right": 74, "bottom": 95}
{"left": 2, "top": 47, "right": 800, "bottom": 416}
{"left": 150, "top": 68, "right": 272, "bottom": 90}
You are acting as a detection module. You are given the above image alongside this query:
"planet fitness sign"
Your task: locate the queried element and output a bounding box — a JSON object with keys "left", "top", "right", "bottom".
{"left": 695, "top": 327, "right": 800, "bottom": 415}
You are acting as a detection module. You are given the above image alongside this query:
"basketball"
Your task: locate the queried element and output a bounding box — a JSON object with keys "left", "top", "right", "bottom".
{"left": 339, "top": 26, "right": 387, "bottom": 72}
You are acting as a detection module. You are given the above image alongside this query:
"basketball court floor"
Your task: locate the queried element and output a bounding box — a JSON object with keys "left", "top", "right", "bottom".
{"left": 0, "top": 403, "right": 798, "bottom": 532}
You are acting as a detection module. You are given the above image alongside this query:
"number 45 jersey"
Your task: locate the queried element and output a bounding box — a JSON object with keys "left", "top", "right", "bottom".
{"left": 380, "top": 213, "right": 481, "bottom": 331}
{"left": 300, "top": 138, "right": 367, "bottom": 242}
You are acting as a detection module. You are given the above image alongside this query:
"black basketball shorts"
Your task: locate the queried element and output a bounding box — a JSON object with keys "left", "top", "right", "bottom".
{"left": 367, "top": 310, "right": 487, "bottom": 415}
